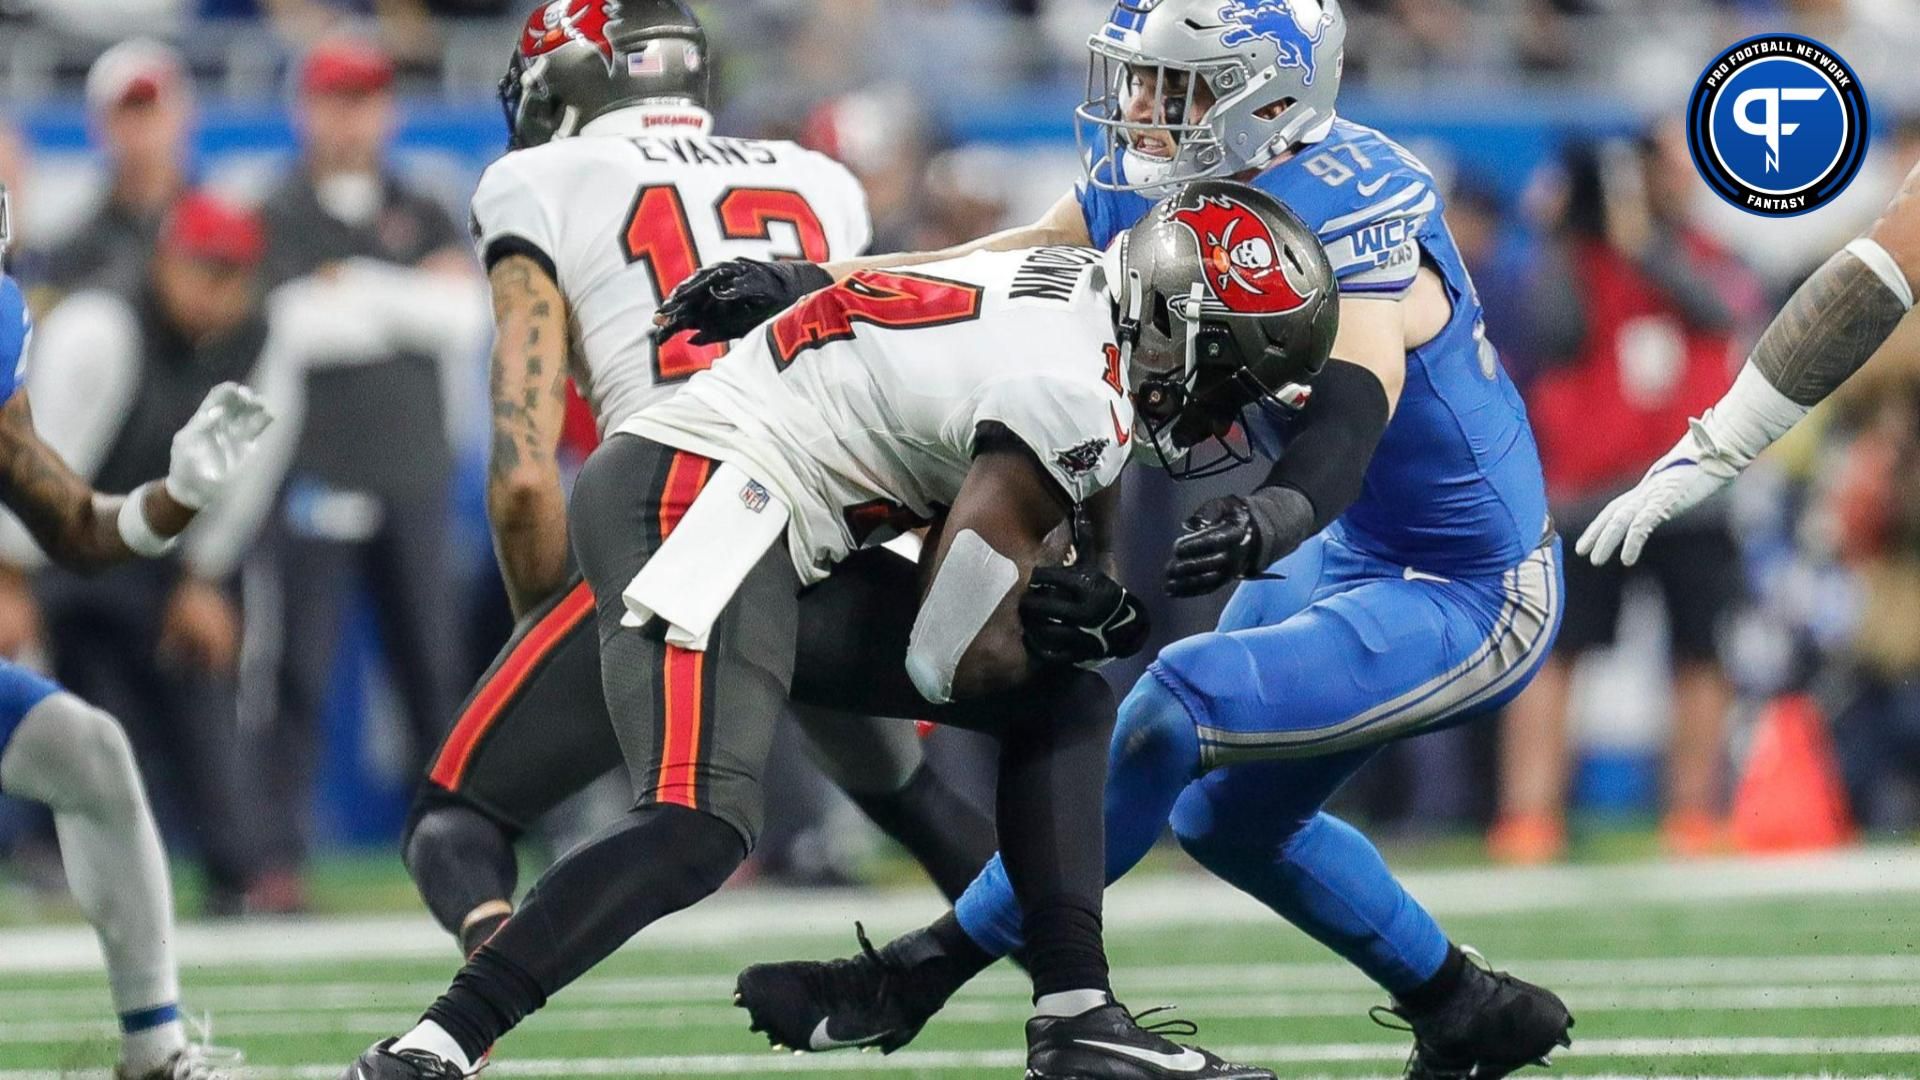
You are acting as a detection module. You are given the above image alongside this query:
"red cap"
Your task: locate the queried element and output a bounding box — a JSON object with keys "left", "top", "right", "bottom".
{"left": 300, "top": 38, "right": 395, "bottom": 97}
{"left": 161, "top": 192, "right": 265, "bottom": 267}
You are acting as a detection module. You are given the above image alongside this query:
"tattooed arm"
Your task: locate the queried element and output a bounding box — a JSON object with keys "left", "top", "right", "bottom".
{"left": 1577, "top": 166, "right": 1920, "bottom": 566}
{"left": 486, "top": 254, "right": 574, "bottom": 618}
{"left": 0, "top": 391, "right": 191, "bottom": 573}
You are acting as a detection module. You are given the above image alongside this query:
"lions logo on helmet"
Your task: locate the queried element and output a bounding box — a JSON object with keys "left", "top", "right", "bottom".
{"left": 1217, "top": 1, "right": 1334, "bottom": 85}
{"left": 1169, "top": 193, "right": 1316, "bottom": 315}
{"left": 1077, "top": 0, "right": 1347, "bottom": 193}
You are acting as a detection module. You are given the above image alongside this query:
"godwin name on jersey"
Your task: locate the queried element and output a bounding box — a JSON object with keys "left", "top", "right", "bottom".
{"left": 468, "top": 111, "right": 873, "bottom": 433}
{"left": 620, "top": 246, "right": 1132, "bottom": 583}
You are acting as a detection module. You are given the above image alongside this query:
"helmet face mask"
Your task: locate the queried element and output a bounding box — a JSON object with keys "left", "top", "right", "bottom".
{"left": 1077, "top": 44, "right": 1233, "bottom": 193}
{"left": 0, "top": 183, "right": 12, "bottom": 262}
{"left": 1078, "top": 0, "right": 1347, "bottom": 194}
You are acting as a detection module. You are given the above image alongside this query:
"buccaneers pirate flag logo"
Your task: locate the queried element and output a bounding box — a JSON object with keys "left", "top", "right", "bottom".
{"left": 1168, "top": 193, "right": 1316, "bottom": 315}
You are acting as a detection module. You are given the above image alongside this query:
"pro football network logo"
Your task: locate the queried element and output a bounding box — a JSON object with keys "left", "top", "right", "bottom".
{"left": 1686, "top": 33, "right": 1868, "bottom": 217}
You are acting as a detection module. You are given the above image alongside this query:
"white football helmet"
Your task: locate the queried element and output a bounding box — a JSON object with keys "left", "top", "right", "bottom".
{"left": 1077, "top": 0, "right": 1347, "bottom": 193}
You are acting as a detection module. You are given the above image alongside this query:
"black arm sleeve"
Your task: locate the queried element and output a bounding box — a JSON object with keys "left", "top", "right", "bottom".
{"left": 1258, "top": 356, "right": 1391, "bottom": 536}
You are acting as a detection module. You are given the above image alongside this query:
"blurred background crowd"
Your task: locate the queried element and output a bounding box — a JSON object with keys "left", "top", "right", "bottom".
{"left": 2, "top": 0, "right": 1920, "bottom": 915}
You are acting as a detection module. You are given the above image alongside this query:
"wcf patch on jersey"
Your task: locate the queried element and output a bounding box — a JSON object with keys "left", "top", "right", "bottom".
{"left": 1686, "top": 33, "right": 1869, "bottom": 217}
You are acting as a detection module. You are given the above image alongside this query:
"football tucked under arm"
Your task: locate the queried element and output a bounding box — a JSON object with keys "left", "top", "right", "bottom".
{"left": 906, "top": 435, "right": 1071, "bottom": 704}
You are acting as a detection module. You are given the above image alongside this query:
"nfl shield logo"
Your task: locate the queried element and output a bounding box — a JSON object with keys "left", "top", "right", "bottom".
{"left": 739, "top": 481, "right": 771, "bottom": 513}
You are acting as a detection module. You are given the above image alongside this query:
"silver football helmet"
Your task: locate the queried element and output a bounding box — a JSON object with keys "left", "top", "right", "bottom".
{"left": 500, "top": 0, "right": 709, "bottom": 150}
{"left": 1077, "top": 0, "right": 1346, "bottom": 193}
{"left": 1104, "top": 179, "right": 1337, "bottom": 479}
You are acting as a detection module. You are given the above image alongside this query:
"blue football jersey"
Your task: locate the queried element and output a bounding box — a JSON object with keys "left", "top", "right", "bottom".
{"left": 1080, "top": 119, "right": 1549, "bottom": 577}
{"left": 0, "top": 274, "right": 29, "bottom": 406}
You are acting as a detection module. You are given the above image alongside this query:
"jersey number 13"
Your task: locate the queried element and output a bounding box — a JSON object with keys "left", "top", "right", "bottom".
{"left": 622, "top": 185, "right": 833, "bottom": 383}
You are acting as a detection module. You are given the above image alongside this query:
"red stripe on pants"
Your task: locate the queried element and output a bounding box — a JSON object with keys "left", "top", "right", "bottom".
{"left": 429, "top": 580, "right": 596, "bottom": 791}
{"left": 654, "top": 452, "right": 715, "bottom": 809}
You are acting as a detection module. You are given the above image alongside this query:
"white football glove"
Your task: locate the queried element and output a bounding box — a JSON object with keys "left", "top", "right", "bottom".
{"left": 1575, "top": 418, "right": 1740, "bottom": 567}
{"left": 165, "top": 383, "right": 275, "bottom": 511}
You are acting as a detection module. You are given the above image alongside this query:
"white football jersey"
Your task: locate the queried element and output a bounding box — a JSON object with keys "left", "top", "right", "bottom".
{"left": 469, "top": 111, "right": 872, "bottom": 433}
{"left": 620, "top": 246, "right": 1134, "bottom": 582}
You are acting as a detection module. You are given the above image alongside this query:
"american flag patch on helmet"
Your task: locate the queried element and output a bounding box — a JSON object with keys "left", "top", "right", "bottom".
{"left": 628, "top": 43, "right": 665, "bottom": 75}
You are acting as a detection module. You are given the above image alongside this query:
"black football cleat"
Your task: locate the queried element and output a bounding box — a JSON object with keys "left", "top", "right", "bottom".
{"left": 1374, "top": 949, "right": 1574, "bottom": 1080}
{"left": 339, "top": 1039, "right": 469, "bottom": 1080}
{"left": 734, "top": 923, "right": 961, "bottom": 1053}
{"left": 1026, "top": 1003, "right": 1275, "bottom": 1080}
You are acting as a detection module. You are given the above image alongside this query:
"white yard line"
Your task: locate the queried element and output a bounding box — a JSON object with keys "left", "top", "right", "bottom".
{"left": 7, "top": 981, "right": 1920, "bottom": 1044}
{"left": 2, "top": 1037, "right": 1918, "bottom": 1079}
{"left": 6, "top": 847, "right": 1920, "bottom": 974}
{"left": 8, "top": 953, "right": 1920, "bottom": 1019}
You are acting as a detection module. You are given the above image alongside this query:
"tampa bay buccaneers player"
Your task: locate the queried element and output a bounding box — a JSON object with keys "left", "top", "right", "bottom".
{"left": 403, "top": 0, "right": 997, "bottom": 959}
{"left": 341, "top": 169, "right": 1340, "bottom": 1077}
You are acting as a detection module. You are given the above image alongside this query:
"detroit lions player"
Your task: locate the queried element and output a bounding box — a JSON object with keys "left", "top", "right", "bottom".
{"left": 664, "top": 2, "right": 1575, "bottom": 1076}
{"left": 0, "top": 185, "right": 273, "bottom": 1080}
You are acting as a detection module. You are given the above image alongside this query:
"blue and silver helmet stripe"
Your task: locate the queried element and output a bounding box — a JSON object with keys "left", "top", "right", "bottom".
{"left": 1103, "top": 0, "right": 1155, "bottom": 43}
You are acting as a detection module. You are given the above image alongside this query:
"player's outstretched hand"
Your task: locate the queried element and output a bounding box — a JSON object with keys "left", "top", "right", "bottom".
{"left": 1166, "top": 495, "right": 1263, "bottom": 597}
{"left": 1020, "top": 564, "right": 1150, "bottom": 669}
{"left": 167, "top": 382, "right": 274, "bottom": 510}
{"left": 1576, "top": 418, "right": 1740, "bottom": 567}
{"left": 652, "top": 258, "right": 834, "bottom": 347}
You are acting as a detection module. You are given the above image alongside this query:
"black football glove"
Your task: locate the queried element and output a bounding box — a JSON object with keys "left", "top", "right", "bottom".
{"left": 651, "top": 258, "right": 834, "bottom": 346}
{"left": 1166, "top": 487, "right": 1317, "bottom": 597}
{"left": 1020, "top": 564, "right": 1151, "bottom": 669}
{"left": 1166, "top": 496, "right": 1264, "bottom": 598}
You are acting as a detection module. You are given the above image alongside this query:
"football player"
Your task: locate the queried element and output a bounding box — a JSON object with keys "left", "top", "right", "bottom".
{"left": 403, "top": 0, "right": 999, "bottom": 959}
{"left": 662, "top": 1, "right": 1575, "bottom": 1075}
{"left": 339, "top": 178, "right": 1335, "bottom": 1080}
{"left": 0, "top": 184, "right": 273, "bottom": 1080}
{"left": 1577, "top": 160, "right": 1920, "bottom": 566}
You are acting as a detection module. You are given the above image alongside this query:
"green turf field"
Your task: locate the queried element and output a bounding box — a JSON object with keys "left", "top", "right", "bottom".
{"left": 4, "top": 849, "right": 1920, "bottom": 1079}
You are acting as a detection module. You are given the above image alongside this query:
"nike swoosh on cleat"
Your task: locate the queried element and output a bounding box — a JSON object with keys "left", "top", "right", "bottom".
{"left": 808, "top": 1017, "right": 894, "bottom": 1051}
{"left": 1073, "top": 1040, "right": 1210, "bottom": 1072}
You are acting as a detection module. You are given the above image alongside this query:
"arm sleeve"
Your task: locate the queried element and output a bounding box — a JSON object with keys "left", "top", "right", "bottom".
{"left": 470, "top": 154, "right": 562, "bottom": 282}
{"left": 972, "top": 374, "right": 1129, "bottom": 506}
{"left": 1259, "top": 358, "right": 1391, "bottom": 533}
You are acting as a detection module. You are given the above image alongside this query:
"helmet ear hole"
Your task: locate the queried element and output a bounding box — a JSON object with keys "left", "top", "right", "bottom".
{"left": 1150, "top": 293, "right": 1172, "bottom": 337}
